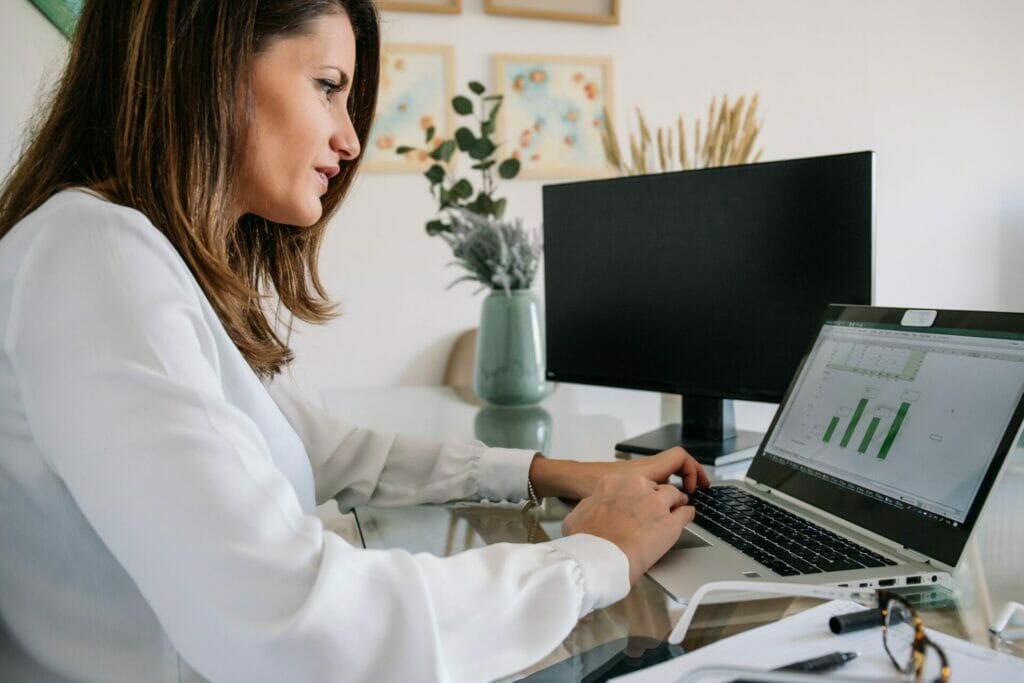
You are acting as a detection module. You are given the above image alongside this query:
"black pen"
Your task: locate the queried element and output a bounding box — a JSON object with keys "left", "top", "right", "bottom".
{"left": 733, "top": 651, "right": 858, "bottom": 682}
{"left": 776, "top": 650, "right": 859, "bottom": 673}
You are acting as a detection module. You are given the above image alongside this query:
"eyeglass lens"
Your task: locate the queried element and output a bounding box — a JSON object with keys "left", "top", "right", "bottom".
{"left": 883, "top": 599, "right": 948, "bottom": 682}
{"left": 884, "top": 600, "right": 917, "bottom": 674}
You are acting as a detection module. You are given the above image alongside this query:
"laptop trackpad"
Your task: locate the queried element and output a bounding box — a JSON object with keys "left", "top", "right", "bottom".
{"left": 672, "top": 528, "right": 712, "bottom": 550}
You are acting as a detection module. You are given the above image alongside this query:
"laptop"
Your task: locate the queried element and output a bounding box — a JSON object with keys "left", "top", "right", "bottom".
{"left": 648, "top": 304, "right": 1024, "bottom": 602}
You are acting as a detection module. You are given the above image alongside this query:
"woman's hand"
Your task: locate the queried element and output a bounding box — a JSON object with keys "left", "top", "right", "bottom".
{"left": 528, "top": 448, "right": 710, "bottom": 585}
{"left": 529, "top": 446, "right": 711, "bottom": 501}
{"left": 615, "top": 446, "right": 711, "bottom": 495}
{"left": 561, "top": 473, "right": 695, "bottom": 584}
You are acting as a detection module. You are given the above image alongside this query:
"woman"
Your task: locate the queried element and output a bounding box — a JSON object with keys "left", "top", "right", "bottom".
{"left": 0, "top": 1, "right": 709, "bottom": 681}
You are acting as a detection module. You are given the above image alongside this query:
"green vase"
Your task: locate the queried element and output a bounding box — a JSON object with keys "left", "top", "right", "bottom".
{"left": 474, "top": 289, "right": 550, "bottom": 405}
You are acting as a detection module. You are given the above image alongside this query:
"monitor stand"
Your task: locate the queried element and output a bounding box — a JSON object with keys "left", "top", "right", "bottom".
{"left": 615, "top": 395, "right": 763, "bottom": 466}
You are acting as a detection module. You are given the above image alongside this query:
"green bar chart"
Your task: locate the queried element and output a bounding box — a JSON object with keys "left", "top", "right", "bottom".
{"left": 823, "top": 416, "right": 840, "bottom": 443}
{"left": 840, "top": 398, "right": 868, "bottom": 448}
{"left": 878, "top": 402, "right": 911, "bottom": 460}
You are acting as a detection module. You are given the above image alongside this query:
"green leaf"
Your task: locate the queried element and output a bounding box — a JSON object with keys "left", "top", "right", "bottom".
{"left": 481, "top": 120, "right": 495, "bottom": 136}
{"left": 451, "top": 178, "right": 474, "bottom": 200}
{"left": 454, "top": 127, "right": 476, "bottom": 151}
{"left": 438, "top": 139, "right": 456, "bottom": 163}
{"left": 468, "top": 81, "right": 486, "bottom": 95}
{"left": 471, "top": 160, "right": 496, "bottom": 171}
{"left": 493, "top": 197, "right": 508, "bottom": 218}
{"left": 425, "top": 126, "right": 435, "bottom": 143}
{"left": 470, "top": 193, "right": 494, "bottom": 216}
{"left": 452, "top": 95, "right": 473, "bottom": 115}
{"left": 424, "top": 164, "right": 445, "bottom": 184}
{"left": 395, "top": 145, "right": 415, "bottom": 155}
{"left": 497, "top": 158, "right": 521, "bottom": 179}
{"left": 425, "top": 220, "right": 448, "bottom": 236}
{"left": 487, "top": 98, "right": 503, "bottom": 124}
{"left": 469, "top": 137, "right": 497, "bottom": 161}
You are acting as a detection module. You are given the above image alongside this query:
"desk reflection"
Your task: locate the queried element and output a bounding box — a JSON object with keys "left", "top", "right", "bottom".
{"left": 474, "top": 404, "right": 553, "bottom": 453}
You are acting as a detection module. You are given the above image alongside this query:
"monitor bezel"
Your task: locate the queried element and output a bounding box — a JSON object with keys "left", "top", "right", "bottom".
{"left": 746, "top": 304, "right": 1024, "bottom": 568}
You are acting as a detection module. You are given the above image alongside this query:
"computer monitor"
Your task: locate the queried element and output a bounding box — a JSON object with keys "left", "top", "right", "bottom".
{"left": 541, "top": 151, "right": 874, "bottom": 464}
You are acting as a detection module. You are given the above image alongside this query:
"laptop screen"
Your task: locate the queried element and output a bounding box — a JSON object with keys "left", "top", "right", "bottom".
{"left": 748, "top": 306, "right": 1024, "bottom": 567}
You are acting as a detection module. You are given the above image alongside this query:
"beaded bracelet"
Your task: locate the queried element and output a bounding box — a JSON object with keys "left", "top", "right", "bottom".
{"left": 526, "top": 477, "right": 541, "bottom": 506}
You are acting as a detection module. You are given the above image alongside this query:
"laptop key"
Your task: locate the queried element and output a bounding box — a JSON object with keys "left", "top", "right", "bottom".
{"left": 812, "top": 557, "right": 863, "bottom": 572}
{"left": 780, "top": 555, "right": 819, "bottom": 574}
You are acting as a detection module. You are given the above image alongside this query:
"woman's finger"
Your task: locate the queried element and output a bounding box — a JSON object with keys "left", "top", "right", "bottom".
{"left": 678, "top": 451, "right": 711, "bottom": 492}
{"left": 671, "top": 502, "right": 697, "bottom": 525}
{"left": 655, "top": 483, "right": 687, "bottom": 508}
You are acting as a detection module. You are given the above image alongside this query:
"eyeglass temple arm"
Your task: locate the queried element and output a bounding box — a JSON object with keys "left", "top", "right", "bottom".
{"left": 667, "top": 580, "right": 878, "bottom": 644}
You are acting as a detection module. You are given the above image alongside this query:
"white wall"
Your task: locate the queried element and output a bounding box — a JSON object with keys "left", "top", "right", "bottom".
{"left": 3, "top": 0, "right": 1023, "bottom": 402}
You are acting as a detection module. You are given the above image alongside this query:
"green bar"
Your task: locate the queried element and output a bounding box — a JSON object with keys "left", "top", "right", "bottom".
{"left": 823, "top": 416, "right": 840, "bottom": 443}
{"left": 840, "top": 398, "right": 869, "bottom": 448}
{"left": 858, "top": 416, "right": 881, "bottom": 453}
{"left": 878, "top": 402, "right": 911, "bottom": 460}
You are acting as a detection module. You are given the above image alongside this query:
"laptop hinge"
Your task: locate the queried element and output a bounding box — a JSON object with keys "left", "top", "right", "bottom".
{"left": 900, "top": 547, "right": 931, "bottom": 564}
{"left": 744, "top": 478, "right": 772, "bottom": 495}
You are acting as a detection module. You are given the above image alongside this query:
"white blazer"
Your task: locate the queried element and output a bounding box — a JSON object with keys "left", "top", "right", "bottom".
{"left": 0, "top": 190, "right": 628, "bottom": 683}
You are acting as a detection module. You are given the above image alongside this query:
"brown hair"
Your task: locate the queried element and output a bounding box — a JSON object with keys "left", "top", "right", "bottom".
{"left": 0, "top": 0, "right": 380, "bottom": 378}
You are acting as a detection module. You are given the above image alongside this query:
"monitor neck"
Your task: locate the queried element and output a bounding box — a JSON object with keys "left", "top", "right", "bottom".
{"left": 682, "top": 395, "right": 737, "bottom": 442}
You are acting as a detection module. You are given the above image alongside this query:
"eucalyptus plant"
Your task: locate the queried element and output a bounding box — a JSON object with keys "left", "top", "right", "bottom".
{"left": 396, "top": 80, "right": 521, "bottom": 236}
{"left": 442, "top": 209, "right": 541, "bottom": 296}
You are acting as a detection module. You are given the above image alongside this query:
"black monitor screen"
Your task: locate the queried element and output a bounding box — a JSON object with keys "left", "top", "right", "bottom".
{"left": 542, "top": 152, "right": 874, "bottom": 403}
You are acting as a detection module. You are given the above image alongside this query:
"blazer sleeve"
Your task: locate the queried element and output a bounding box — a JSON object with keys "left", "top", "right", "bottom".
{"left": 265, "top": 377, "right": 538, "bottom": 509}
{"left": 6, "top": 203, "right": 629, "bottom": 682}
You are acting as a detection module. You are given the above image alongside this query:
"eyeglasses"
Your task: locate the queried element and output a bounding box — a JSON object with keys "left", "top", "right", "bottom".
{"left": 668, "top": 581, "right": 951, "bottom": 683}
{"left": 880, "top": 592, "right": 950, "bottom": 683}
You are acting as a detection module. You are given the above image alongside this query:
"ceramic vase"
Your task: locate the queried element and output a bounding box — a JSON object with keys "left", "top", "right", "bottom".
{"left": 474, "top": 289, "right": 549, "bottom": 405}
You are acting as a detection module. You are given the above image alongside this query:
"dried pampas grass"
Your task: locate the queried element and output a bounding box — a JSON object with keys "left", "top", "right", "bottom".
{"left": 600, "top": 93, "right": 764, "bottom": 176}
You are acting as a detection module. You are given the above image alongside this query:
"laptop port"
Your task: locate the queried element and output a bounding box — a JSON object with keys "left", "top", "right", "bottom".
{"left": 859, "top": 583, "right": 869, "bottom": 588}
{"left": 906, "top": 576, "right": 922, "bottom": 585}
{"left": 878, "top": 578, "right": 896, "bottom": 587}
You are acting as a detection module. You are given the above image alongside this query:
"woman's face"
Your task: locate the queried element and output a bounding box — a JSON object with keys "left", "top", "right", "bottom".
{"left": 236, "top": 11, "right": 360, "bottom": 227}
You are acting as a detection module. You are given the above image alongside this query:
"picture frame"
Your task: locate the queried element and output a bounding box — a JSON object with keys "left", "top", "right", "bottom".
{"left": 493, "top": 53, "right": 614, "bottom": 179}
{"left": 28, "top": 0, "right": 82, "bottom": 38}
{"left": 363, "top": 44, "right": 456, "bottom": 174}
{"left": 377, "top": 0, "right": 462, "bottom": 14}
{"left": 484, "top": 0, "right": 619, "bottom": 25}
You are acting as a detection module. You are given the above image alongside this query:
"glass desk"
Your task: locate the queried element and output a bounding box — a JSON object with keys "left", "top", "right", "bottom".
{"left": 321, "top": 385, "right": 1024, "bottom": 681}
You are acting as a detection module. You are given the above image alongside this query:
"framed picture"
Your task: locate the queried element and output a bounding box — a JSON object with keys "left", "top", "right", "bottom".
{"left": 28, "top": 0, "right": 83, "bottom": 38}
{"left": 363, "top": 44, "right": 455, "bottom": 173}
{"left": 484, "top": 0, "right": 619, "bottom": 25}
{"left": 493, "top": 54, "right": 614, "bottom": 179}
{"left": 377, "top": 0, "right": 462, "bottom": 14}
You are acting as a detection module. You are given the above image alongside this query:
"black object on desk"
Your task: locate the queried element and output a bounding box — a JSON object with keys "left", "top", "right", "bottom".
{"left": 830, "top": 607, "right": 884, "bottom": 634}
{"left": 775, "top": 650, "right": 858, "bottom": 672}
{"left": 733, "top": 651, "right": 858, "bottom": 682}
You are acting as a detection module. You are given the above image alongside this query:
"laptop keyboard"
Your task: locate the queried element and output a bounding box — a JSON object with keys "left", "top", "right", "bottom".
{"left": 690, "top": 486, "right": 899, "bottom": 577}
